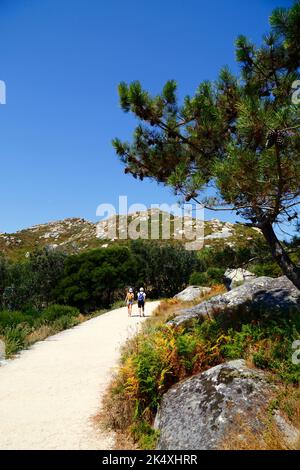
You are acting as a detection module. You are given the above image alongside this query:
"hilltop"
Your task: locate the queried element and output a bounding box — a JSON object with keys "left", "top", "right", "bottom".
{"left": 0, "top": 210, "right": 262, "bottom": 260}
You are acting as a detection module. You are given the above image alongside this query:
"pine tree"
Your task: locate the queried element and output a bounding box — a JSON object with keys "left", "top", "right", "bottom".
{"left": 113, "top": 1, "right": 300, "bottom": 289}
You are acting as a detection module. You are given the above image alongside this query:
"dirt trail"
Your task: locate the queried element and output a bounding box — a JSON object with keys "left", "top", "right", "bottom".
{"left": 0, "top": 302, "right": 159, "bottom": 450}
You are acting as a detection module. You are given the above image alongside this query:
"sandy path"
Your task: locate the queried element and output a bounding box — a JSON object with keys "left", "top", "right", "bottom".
{"left": 0, "top": 301, "right": 159, "bottom": 450}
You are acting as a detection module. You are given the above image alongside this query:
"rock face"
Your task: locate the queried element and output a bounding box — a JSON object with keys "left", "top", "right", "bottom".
{"left": 224, "top": 268, "right": 256, "bottom": 290}
{"left": 174, "top": 286, "right": 211, "bottom": 302}
{"left": 155, "top": 360, "right": 275, "bottom": 450}
{"left": 170, "top": 276, "right": 300, "bottom": 327}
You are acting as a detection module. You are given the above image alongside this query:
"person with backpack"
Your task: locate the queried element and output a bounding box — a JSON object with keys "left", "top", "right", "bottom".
{"left": 125, "top": 287, "right": 134, "bottom": 317}
{"left": 137, "top": 287, "right": 146, "bottom": 317}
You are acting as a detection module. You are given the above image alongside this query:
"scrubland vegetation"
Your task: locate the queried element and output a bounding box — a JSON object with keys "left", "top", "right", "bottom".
{"left": 100, "top": 292, "right": 300, "bottom": 449}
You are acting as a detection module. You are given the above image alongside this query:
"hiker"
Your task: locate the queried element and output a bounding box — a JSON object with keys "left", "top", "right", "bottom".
{"left": 125, "top": 287, "right": 134, "bottom": 317}
{"left": 137, "top": 287, "right": 146, "bottom": 317}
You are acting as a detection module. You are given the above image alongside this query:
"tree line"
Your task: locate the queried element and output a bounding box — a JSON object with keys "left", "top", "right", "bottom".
{"left": 0, "top": 242, "right": 197, "bottom": 313}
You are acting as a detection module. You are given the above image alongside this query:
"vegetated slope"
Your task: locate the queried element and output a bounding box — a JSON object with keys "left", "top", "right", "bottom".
{"left": 0, "top": 210, "right": 262, "bottom": 261}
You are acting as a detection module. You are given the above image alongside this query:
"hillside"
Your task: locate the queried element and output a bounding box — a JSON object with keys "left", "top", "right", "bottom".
{"left": 0, "top": 210, "right": 262, "bottom": 260}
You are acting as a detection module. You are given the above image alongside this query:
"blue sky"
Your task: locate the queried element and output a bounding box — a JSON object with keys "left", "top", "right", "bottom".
{"left": 0, "top": 0, "right": 293, "bottom": 233}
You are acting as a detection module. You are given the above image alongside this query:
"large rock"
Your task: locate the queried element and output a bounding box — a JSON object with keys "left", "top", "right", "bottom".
{"left": 170, "top": 276, "right": 300, "bottom": 327}
{"left": 224, "top": 268, "right": 256, "bottom": 290}
{"left": 174, "top": 286, "right": 211, "bottom": 302}
{"left": 154, "top": 360, "right": 275, "bottom": 450}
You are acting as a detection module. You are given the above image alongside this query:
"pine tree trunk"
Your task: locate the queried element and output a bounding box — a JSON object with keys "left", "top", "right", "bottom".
{"left": 261, "top": 222, "right": 300, "bottom": 290}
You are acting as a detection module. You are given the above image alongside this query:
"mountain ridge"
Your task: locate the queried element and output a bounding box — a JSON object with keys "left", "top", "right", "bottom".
{"left": 0, "top": 210, "right": 262, "bottom": 260}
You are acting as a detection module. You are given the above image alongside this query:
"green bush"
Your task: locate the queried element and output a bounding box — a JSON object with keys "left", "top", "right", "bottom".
{"left": 3, "top": 325, "right": 30, "bottom": 356}
{"left": 206, "top": 267, "right": 225, "bottom": 284}
{"left": 41, "top": 304, "right": 79, "bottom": 322}
{"left": 1, "top": 249, "right": 66, "bottom": 311}
{"left": 189, "top": 267, "right": 225, "bottom": 286}
{"left": 103, "top": 300, "right": 300, "bottom": 449}
{"left": 0, "top": 310, "right": 33, "bottom": 331}
{"left": 130, "top": 240, "right": 197, "bottom": 298}
{"left": 189, "top": 271, "right": 209, "bottom": 286}
{"left": 52, "top": 315, "right": 80, "bottom": 331}
{"left": 55, "top": 246, "right": 137, "bottom": 311}
{"left": 130, "top": 420, "right": 160, "bottom": 450}
{"left": 252, "top": 262, "right": 282, "bottom": 278}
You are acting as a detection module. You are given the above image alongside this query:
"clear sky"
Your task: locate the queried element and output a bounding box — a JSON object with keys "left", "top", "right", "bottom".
{"left": 0, "top": 0, "right": 293, "bottom": 233}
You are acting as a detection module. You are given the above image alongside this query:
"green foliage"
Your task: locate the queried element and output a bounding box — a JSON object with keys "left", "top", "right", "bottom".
{"left": 104, "top": 298, "right": 300, "bottom": 448}
{"left": 130, "top": 420, "right": 160, "bottom": 450}
{"left": 0, "top": 310, "right": 34, "bottom": 331}
{"left": 1, "top": 249, "right": 66, "bottom": 311}
{"left": 189, "top": 268, "right": 224, "bottom": 286}
{"left": 0, "top": 304, "right": 81, "bottom": 358}
{"left": 252, "top": 262, "right": 282, "bottom": 278}
{"left": 28, "top": 249, "right": 66, "bottom": 307}
{"left": 190, "top": 238, "right": 284, "bottom": 286}
{"left": 51, "top": 315, "right": 80, "bottom": 331}
{"left": 3, "top": 325, "right": 31, "bottom": 356}
{"left": 189, "top": 271, "right": 208, "bottom": 286}
{"left": 0, "top": 256, "right": 8, "bottom": 302}
{"left": 2, "top": 261, "right": 36, "bottom": 311}
{"left": 55, "top": 246, "right": 137, "bottom": 311}
{"left": 41, "top": 304, "right": 79, "bottom": 322}
{"left": 1, "top": 241, "right": 196, "bottom": 317}
{"left": 130, "top": 240, "right": 197, "bottom": 297}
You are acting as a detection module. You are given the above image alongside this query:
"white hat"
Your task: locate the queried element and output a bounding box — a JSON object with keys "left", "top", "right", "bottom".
{"left": 139, "top": 287, "right": 144, "bottom": 292}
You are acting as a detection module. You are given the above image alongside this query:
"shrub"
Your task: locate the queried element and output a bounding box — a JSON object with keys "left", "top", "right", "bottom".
{"left": 130, "top": 240, "right": 197, "bottom": 297}
{"left": 55, "top": 246, "right": 137, "bottom": 311}
{"left": 130, "top": 420, "right": 160, "bottom": 450}
{"left": 189, "top": 267, "right": 225, "bottom": 286}
{"left": 252, "top": 262, "right": 282, "bottom": 278}
{"left": 0, "top": 310, "right": 33, "bottom": 331}
{"left": 41, "top": 304, "right": 79, "bottom": 322}
{"left": 102, "top": 299, "right": 300, "bottom": 449}
{"left": 52, "top": 315, "right": 80, "bottom": 331}
{"left": 3, "top": 325, "right": 31, "bottom": 356}
{"left": 189, "top": 271, "right": 209, "bottom": 286}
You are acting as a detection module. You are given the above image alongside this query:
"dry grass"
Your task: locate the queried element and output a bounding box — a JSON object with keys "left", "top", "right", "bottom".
{"left": 150, "top": 284, "right": 225, "bottom": 326}
{"left": 221, "top": 386, "right": 300, "bottom": 450}
{"left": 99, "top": 378, "right": 136, "bottom": 432}
{"left": 93, "top": 410, "right": 138, "bottom": 450}
{"left": 275, "top": 385, "right": 300, "bottom": 434}
{"left": 221, "top": 417, "right": 288, "bottom": 450}
{"left": 26, "top": 325, "right": 55, "bottom": 345}
{"left": 222, "top": 417, "right": 299, "bottom": 450}
{"left": 27, "top": 311, "right": 105, "bottom": 346}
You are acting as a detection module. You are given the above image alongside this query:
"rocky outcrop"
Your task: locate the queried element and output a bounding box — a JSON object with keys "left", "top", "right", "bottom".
{"left": 224, "top": 268, "right": 256, "bottom": 290}
{"left": 154, "top": 360, "right": 298, "bottom": 450}
{"left": 170, "top": 276, "right": 300, "bottom": 327}
{"left": 174, "top": 286, "right": 211, "bottom": 302}
{"left": 1, "top": 211, "right": 263, "bottom": 260}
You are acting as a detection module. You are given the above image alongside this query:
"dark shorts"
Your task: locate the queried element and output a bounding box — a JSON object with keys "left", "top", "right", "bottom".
{"left": 138, "top": 300, "right": 145, "bottom": 308}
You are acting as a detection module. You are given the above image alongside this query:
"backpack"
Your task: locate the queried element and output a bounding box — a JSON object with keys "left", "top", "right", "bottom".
{"left": 138, "top": 291, "right": 144, "bottom": 302}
